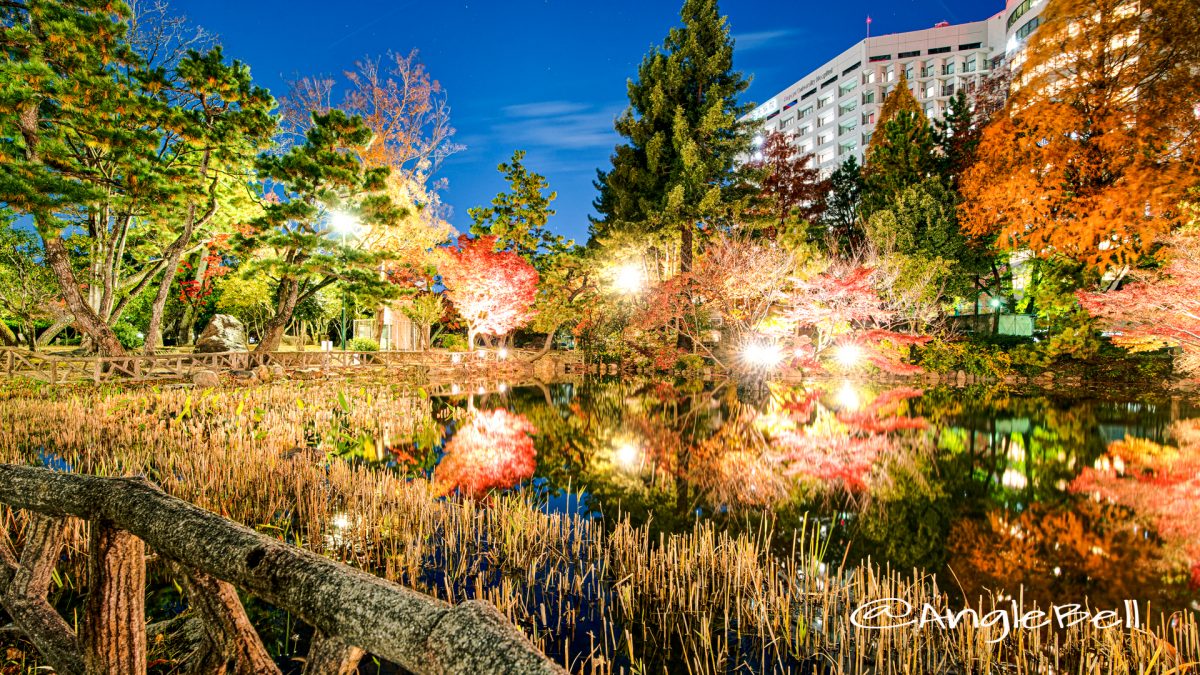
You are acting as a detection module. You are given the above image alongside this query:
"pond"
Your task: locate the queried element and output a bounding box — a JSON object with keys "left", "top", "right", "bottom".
{"left": 368, "top": 378, "right": 1200, "bottom": 616}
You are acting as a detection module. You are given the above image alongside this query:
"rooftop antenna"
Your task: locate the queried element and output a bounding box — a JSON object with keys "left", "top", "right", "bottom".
{"left": 866, "top": 15, "right": 872, "bottom": 38}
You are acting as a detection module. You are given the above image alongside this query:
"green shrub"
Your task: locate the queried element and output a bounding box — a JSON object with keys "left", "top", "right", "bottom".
{"left": 917, "top": 337, "right": 1014, "bottom": 380}
{"left": 112, "top": 320, "right": 145, "bottom": 350}
{"left": 437, "top": 333, "right": 469, "bottom": 352}
{"left": 348, "top": 337, "right": 379, "bottom": 352}
{"left": 676, "top": 354, "right": 707, "bottom": 372}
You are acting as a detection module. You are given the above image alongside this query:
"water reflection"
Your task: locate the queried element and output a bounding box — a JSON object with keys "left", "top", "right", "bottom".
{"left": 373, "top": 378, "right": 1199, "bottom": 613}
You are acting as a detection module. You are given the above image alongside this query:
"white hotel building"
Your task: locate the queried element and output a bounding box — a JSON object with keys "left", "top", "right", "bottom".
{"left": 746, "top": 0, "right": 1047, "bottom": 170}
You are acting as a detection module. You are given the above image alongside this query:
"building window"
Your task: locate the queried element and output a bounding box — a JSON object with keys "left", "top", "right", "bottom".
{"left": 838, "top": 141, "right": 857, "bottom": 156}
{"left": 1016, "top": 16, "right": 1040, "bottom": 40}
{"left": 905, "top": 66, "right": 915, "bottom": 80}
{"left": 838, "top": 80, "right": 857, "bottom": 96}
{"left": 821, "top": 76, "right": 838, "bottom": 89}
{"left": 942, "top": 83, "right": 956, "bottom": 97}
{"left": 942, "top": 62, "right": 956, "bottom": 75}
{"left": 781, "top": 116, "right": 794, "bottom": 128}
{"left": 838, "top": 121, "right": 857, "bottom": 136}
{"left": 863, "top": 71, "right": 877, "bottom": 85}
{"left": 862, "top": 91, "right": 875, "bottom": 104}
{"left": 927, "top": 46, "right": 951, "bottom": 55}
{"left": 817, "top": 113, "right": 829, "bottom": 127}
{"left": 838, "top": 100, "right": 857, "bottom": 116}
{"left": 818, "top": 150, "right": 834, "bottom": 163}
{"left": 799, "top": 105, "right": 813, "bottom": 118}
{"left": 964, "top": 58, "right": 977, "bottom": 73}
{"left": 887, "top": 68, "right": 896, "bottom": 82}
{"left": 1007, "top": 0, "right": 1033, "bottom": 30}
{"left": 816, "top": 134, "right": 828, "bottom": 146}
{"left": 801, "top": 88, "right": 817, "bottom": 100}
{"left": 958, "top": 42, "right": 982, "bottom": 50}
{"left": 818, "top": 95, "right": 832, "bottom": 108}
{"left": 842, "top": 61, "right": 862, "bottom": 75}
{"left": 862, "top": 111, "right": 876, "bottom": 125}
{"left": 898, "top": 50, "right": 921, "bottom": 59}
{"left": 799, "top": 124, "right": 812, "bottom": 136}
{"left": 868, "top": 54, "right": 892, "bottom": 63}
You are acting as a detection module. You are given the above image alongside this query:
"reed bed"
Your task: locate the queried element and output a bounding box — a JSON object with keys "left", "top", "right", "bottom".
{"left": 0, "top": 378, "right": 1197, "bottom": 674}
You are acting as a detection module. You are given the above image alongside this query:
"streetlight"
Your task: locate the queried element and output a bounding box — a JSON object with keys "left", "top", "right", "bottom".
{"left": 613, "top": 263, "right": 644, "bottom": 295}
{"left": 330, "top": 211, "right": 359, "bottom": 351}
{"left": 833, "top": 342, "right": 864, "bottom": 369}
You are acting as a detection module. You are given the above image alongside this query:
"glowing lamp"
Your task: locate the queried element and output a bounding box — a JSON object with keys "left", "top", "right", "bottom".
{"left": 615, "top": 442, "right": 640, "bottom": 470}
{"left": 498, "top": 348, "right": 509, "bottom": 360}
{"left": 329, "top": 210, "right": 359, "bottom": 236}
{"left": 834, "top": 343, "right": 864, "bottom": 369}
{"left": 743, "top": 342, "right": 784, "bottom": 369}
{"left": 613, "top": 264, "right": 645, "bottom": 294}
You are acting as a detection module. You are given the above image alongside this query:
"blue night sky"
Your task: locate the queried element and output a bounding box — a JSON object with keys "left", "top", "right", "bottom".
{"left": 169, "top": 0, "right": 1003, "bottom": 244}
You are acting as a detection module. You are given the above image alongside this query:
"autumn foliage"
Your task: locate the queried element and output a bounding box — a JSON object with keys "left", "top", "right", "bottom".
{"left": 959, "top": 0, "right": 1200, "bottom": 273}
{"left": 1079, "top": 227, "right": 1200, "bottom": 376}
{"left": 438, "top": 235, "right": 539, "bottom": 348}
{"left": 434, "top": 409, "right": 538, "bottom": 498}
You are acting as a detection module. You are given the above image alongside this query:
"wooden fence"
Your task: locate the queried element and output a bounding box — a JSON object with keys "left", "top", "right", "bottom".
{"left": 0, "top": 464, "right": 563, "bottom": 675}
{"left": 0, "top": 348, "right": 580, "bottom": 385}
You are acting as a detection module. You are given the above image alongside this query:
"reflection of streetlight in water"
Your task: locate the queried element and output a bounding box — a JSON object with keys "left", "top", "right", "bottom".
{"left": 835, "top": 380, "right": 861, "bottom": 411}
{"left": 614, "top": 441, "right": 641, "bottom": 471}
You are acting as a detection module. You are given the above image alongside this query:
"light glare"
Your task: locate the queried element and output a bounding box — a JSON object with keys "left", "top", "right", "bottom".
{"left": 834, "top": 343, "right": 864, "bottom": 369}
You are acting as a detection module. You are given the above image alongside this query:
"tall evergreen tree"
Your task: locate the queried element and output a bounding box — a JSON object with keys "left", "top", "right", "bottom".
{"left": 934, "top": 89, "right": 979, "bottom": 183}
{"left": 590, "top": 0, "right": 752, "bottom": 273}
{"left": 820, "top": 156, "right": 865, "bottom": 253}
{"left": 861, "top": 73, "right": 937, "bottom": 218}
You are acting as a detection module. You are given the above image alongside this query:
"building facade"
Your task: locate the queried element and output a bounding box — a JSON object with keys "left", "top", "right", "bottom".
{"left": 745, "top": 0, "right": 1047, "bottom": 171}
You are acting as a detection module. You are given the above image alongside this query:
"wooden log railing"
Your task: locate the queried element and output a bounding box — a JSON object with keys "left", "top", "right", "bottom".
{"left": 0, "top": 348, "right": 571, "bottom": 385}
{"left": 0, "top": 464, "right": 564, "bottom": 675}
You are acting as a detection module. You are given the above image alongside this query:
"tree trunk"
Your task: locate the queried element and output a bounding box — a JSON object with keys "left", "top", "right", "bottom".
{"left": 37, "top": 312, "right": 73, "bottom": 349}
{"left": 467, "top": 327, "right": 477, "bottom": 352}
{"left": 173, "top": 564, "right": 280, "bottom": 675}
{"left": 42, "top": 235, "right": 126, "bottom": 356}
{"left": 304, "top": 631, "right": 365, "bottom": 675}
{"left": 676, "top": 223, "right": 695, "bottom": 351}
{"left": 81, "top": 521, "right": 146, "bottom": 675}
{"left": 0, "top": 321, "right": 18, "bottom": 347}
{"left": 256, "top": 278, "right": 301, "bottom": 354}
{"left": 0, "top": 515, "right": 84, "bottom": 675}
{"left": 527, "top": 321, "right": 564, "bottom": 363}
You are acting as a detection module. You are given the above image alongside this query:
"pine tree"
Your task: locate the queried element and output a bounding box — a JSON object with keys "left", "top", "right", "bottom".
{"left": 861, "top": 75, "right": 937, "bottom": 218}
{"left": 236, "top": 111, "right": 406, "bottom": 353}
{"left": 469, "top": 150, "right": 567, "bottom": 268}
{"left": 591, "top": 0, "right": 752, "bottom": 274}
{"left": 934, "top": 89, "right": 978, "bottom": 183}
{"left": 820, "top": 156, "right": 865, "bottom": 252}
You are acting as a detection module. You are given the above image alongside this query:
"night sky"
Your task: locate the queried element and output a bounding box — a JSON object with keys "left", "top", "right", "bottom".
{"left": 169, "top": 0, "right": 1004, "bottom": 243}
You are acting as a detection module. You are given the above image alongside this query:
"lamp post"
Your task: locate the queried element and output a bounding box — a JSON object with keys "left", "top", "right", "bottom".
{"left": 330, "top": 211, "right": 359, "bottom": 351}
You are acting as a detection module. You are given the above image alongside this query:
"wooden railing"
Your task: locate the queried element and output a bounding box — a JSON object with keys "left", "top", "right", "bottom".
{"left": 0, "top": 348, "right": 580, "bottom": 384}
{"left": 0, "top": 464, "right": 563, "bottom": 675}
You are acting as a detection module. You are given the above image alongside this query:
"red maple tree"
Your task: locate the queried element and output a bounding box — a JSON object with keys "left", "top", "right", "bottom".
{"left": 1078, "top": 226, "right": 1200, "bottom": 377}
{"left": 438, "top": 235, "right": 538, "bottom": 349}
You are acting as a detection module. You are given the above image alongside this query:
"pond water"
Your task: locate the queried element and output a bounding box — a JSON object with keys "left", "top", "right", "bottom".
{"left": 378, "top": 378, "right": 1200, "bottom": 615}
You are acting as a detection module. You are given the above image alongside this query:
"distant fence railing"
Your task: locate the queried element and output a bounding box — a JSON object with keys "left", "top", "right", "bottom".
{"left": 0, "top": 348, "right": 580, "bottom": 385}
{"left": 0, "top": 464, "right": 563, "bottom": 675}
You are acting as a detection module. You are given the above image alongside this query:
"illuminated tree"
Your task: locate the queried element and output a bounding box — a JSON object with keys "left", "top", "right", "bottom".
{"left": 469, "top": 150, "right": 568, "bottom": 266}
{"left": 959, "top": 0, "right": 1200, "bottom": 277}
{"left": 861, "top": 73, "right": 937, "bottom": 219}
{"left": 235, "top": 111, "right": 404, "bottom": 353}
{"left": 433, "top": 409, "right": 538, "bottom": 498}
{"left": 591, "top": 0, "right": 753, "bottom": 274}
{"left": 438, "top": 235, "right": 539, "bottom": 349}
{"left": 747, "top": 131, "right": 827, "bottom": 236}
{"left": 1079, "top": 221, "right": 1200, "bottom": 376}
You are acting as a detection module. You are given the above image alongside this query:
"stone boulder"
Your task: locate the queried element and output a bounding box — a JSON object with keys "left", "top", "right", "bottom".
{"left": 192, "top": 370, "right": 220, "bottom": 389}
{"left": 194, "top": 314, "right": 247, "bottom": 354}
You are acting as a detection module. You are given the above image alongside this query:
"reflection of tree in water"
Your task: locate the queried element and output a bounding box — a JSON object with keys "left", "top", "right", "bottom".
{"left": 1072, "top": 420, "right": 1200, "bottom": 591}
{"left": 946, "top": 500, "right": 1187, "bottom": 609}
{"left": 433, "top": 408, "right": 538, "bottom": 498}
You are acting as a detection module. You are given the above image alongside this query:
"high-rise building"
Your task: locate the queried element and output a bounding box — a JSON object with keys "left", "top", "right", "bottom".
{"left": 744, "top": 0, "right": 1047, "bottom": 171}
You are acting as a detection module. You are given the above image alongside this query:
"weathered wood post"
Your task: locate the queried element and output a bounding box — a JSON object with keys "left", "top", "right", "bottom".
{"left": 81, "top": 521, "right": 146, "bottom": 675}
{"left": 49, "top": 359, "right": 57, "bottom": 385}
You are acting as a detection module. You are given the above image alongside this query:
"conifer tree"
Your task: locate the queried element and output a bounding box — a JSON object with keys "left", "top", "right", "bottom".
{"left": 591, "top": 0, "right": 752, "bottom": 274}
{"left": 820, "top": 157, "right": 866, "bottom": 252}
{"left": 236, "top": 111, "right": 405, "bottom": 353}
{"left": 861, "top": 73, "right": 937, "bottom": 218}
{"left": 469, "top": 150, "right": 567, "bottom": 268}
